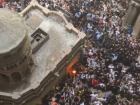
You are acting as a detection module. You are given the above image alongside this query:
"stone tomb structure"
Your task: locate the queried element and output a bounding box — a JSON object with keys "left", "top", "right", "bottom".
{"left": 0, "top": 0, "right": 86, "bottom": 105}
{"left": 0, "top": 9, "right": 34, "bottom": 85}
{"left": 123, "top": 0, "right": 140, "bottom": 39}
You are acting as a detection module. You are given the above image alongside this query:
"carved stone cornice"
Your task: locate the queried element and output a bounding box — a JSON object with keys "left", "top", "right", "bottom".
{"left": 131, "top": 1, "right": 140, "bottom": 8}
{"left": 133, "top": 0, "right": 140, "bottom": 4}
{"left": 131, "top": 1, "right": 136, "bottom": 6}
{"left": 135, "top": 4, "right": 140, "bottom": 8}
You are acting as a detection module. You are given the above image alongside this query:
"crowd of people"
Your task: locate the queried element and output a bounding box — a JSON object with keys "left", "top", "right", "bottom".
{"left": 1, "top": 0, "right": 139, "bottom": 105}
{"left": 42, "top": 0, "right": 140, "bottom": 105}
{"left": 0, "top": 0, "right": 31, "bottom": 12}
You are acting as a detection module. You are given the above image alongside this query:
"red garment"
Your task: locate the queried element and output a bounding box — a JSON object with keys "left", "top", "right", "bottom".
{"left": 98, "top": 19, "right": 103, "bottom": 24}
{"left": 92, "top": 79, "right": 99, "bottom": 86}
{"left": 0, "top": 0, "right": 4, "bottom": 4}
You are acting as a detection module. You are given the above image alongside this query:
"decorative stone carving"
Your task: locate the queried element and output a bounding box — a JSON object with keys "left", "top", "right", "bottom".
{"left": 123, "top": 0, "right": 140, "bottom": 29}
{"left": 131, "top": 1, "right": 136, "bottom": 6}
{"left": 132, "top": 14, "right": 140, "bottom": 39}
{"left": 0, "top": 9, "right": 34, "bottom": 85}
{"left": 123, "top": 4, "right": 134, "bottom": 29}
{"left": 135, "top": 4, "right": 140, "bottom": 8}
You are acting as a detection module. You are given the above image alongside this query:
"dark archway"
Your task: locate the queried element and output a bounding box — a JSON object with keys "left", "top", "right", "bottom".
{"left": 11, "top": 72, "right": 21, "bottom": 82}
{"left": 0, "top": 74, "right": 10, "bottom": 83}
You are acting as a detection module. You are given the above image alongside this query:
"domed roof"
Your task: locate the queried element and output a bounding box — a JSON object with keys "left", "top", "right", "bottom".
{"left": 0, "top": 9, "right": 27, "bottom": 54}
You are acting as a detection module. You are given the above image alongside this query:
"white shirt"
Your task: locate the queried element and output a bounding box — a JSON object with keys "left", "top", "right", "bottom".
{"left": 86, "top": 74, "right": 90, "bottom": 79}
{"left": 128, "top": 89, "right": 133, "bottom": 94}
{"left": 138, "top": 87, "right": 140, "bottom": 92}
{"left": 97, "top": 98, "right": 106, "bottom": 102}
{"left": 94, "top": 101, "right": 102, "bottom": 105}
{"left": 90, "top": 94, "right": 98, "bottom": 100}
{"left": 99, "top": 83, "right": 105, "bottom": 87}
{"left": 121, "top": 69, "right": 126, "bottom": 73}
{"left": 81, "top": 74, "right": 85, "bottom": 79}
{"left": 108, "top": 65, "right": 114, "bottom": 69}
{"left": 80, "top": 102, "right": 84, "bottom": 105}
{"left": 45, "top": 3, "right": 49, "bottom": 8}
{"left": 89, "top": 51, "right": 93, "bottom": 56}
{"left": 90, "top": 74, "right": 94, "bottom": 79}
{"left": 128, "top": 74, "right": 132, "bottom": 78}
{"left": 130, "top": 80, "right": 135, "bottom": 85}
{"left": 110, "top": 69, "right": 114, "bottom": 74}
{"left": 108, "top": 73, "right": 112, "bottom": 79}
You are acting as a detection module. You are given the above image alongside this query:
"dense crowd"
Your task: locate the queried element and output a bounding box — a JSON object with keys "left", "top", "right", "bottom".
{"left": 42, "top": 0, "right": 140, "bottom": 105}
{"left": 0, "top": 0, "right": 31, "bottom": 12}
{"left": 1, "top": 0, "right": 139, "bottom": 105}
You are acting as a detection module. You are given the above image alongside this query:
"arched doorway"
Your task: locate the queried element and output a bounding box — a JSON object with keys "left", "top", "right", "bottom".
{"left": 0, "top": 74, "right": 10, "bottom": 83}
{"left": 11, "top": 72, "right": 21, "bottom": 82}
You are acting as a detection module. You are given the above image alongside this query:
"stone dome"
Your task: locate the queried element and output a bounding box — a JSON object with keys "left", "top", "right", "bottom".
{"left": 0, "top": 9, "right": 34, "bottom": 85}
{"left": 0, "top": 9, "right": 27, "bottom": 55}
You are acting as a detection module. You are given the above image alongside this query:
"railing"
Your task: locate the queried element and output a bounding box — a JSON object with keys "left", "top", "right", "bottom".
{"left": 49, "top": 4, "right": 73, "bottom": 21}
{"left": 55, "top": 5, "right": 73, "bottom": 17}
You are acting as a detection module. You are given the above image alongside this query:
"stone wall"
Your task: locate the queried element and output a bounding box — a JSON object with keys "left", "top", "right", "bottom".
{"left": 123, "top": 0, "right": 140, "bottom": 39}
{"left": 0, "top": 30, "right": 34, "bottom": 85}
{"left": 0, "top": 0, "right": 86, "bottom": 105}
{"left": 0, "top": 40, "right": 84, "bottom": 105}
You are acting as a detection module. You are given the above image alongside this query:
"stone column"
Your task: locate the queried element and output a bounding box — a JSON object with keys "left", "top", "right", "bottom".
{"left": 123, "top": 2, "right": 134, "bottom": 29}
{"left": 132, "top": 13, "right": 140, "bottom": 39}
{"left": 19, "top": 72, "right": 25, "bottom": 81}
{"left": 127, "top": 3, "right": 140, "bottom": 27}
{"left": 126, "top": 0, "right": 132, "bottom": 8}
{"left": 20, "top": 0, "right": 25, "bottom": 10}
{"left": 9, "top": 75, "right": 15, "bottom": 84}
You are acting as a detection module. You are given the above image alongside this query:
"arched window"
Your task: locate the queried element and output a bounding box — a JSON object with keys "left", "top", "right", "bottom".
{"left": 0, "top": 74, "right": 9, "bottom": 83}
{"left": 11, "top": 72, "right": 21, "bottom": 82}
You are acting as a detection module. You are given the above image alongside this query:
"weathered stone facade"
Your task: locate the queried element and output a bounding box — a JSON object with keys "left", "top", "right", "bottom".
{"left": 0, "top": 0, "right": 86, "bottom": 105}
{"left": 123, "top": 0, "right": 140, "bottom": 39}
{"left": 0, "top": 9, "right": 34, "bottom": 85}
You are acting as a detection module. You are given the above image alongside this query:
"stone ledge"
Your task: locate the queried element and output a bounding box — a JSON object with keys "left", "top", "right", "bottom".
{"left": 65, "top": 23, "right": 80, "bottom": 35}
{"left": 132, "top": 32, "right": 140, "bottom": 39}
{"left": 20, "top": 0, "right": 81, "bottom": 37}
{"left": 78, "top": 32, "right": 86, "bottom": 39}
{"left": 0, "top": 46, "right": 83, "bottom": 105}
{"left": 65, "top": 23, "right": 73, "bottom": 32}
{"left": 12, "top": 92, "right": 20, "bottom": 99}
